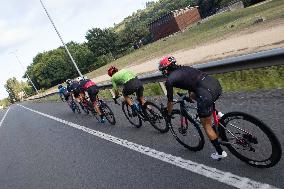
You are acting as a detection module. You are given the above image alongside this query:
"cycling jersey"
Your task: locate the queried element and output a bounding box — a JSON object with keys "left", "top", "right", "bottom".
{"left": 79, "top": 79, "right": 99, "bottom": 103}
{"left": 59, "top": 87, "right": 69, "bottom": 96}
{"left": 67, "top": 81, "right": 80, "bottom": 92}
{"left": 67, "top": 81, "right": 80, "bottom": 98}
{"left": 165, "top": 66, "right": 206, "bottom": 102}
{"left": 111, "top": 69, "right": 136, "bottom": 90}
{"left": 79, "top": 79, "right": 96, "bottom": 91}
{"left": 58, "top": 86, "right": 70, "bottom": 101}
{"left": 165, "top": 66, "right": 222, "bottom": 118}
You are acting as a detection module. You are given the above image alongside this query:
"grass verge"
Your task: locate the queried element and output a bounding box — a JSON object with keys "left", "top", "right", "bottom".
{"left": 31, "top": 66, "right": 283, "bottom": 102}
{"left": 86, "top": 0, "right": 284, "bottom": 80}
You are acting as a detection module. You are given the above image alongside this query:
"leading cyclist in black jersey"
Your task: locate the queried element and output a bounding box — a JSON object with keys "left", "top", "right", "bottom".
{"left": 159, "top": 56, "right": 227, "bottom": 160}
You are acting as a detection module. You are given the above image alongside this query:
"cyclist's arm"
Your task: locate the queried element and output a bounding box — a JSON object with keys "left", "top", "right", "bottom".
{"left": 111, "top": 78, "right": 120, "bottom": 97}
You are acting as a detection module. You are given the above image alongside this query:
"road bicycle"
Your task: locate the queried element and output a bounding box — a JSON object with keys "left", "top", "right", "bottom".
{"left": 164, "top": 93, "right": 282, "bottom": 168}
{"left": 79, "top": 101, "right": 90, "bottom": 114}
{"left": 66, "top": 95, "right": 81, "bottom": 114}
{"left": 81, "top": 96, "right": 116, "bottom": 125}
{"left": 114, "top": 96, "right": 169, "bottom": 133}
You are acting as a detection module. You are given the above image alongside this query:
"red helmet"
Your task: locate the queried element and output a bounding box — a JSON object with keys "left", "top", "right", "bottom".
{"left": 108, "top": 66, "right": 118, "bottom": 77}
{"left": 158, "top": 56, "right": 177, "bottom": 75}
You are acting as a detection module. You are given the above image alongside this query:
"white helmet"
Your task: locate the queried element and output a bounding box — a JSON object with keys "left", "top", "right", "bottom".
{"left": 76, "top": 77, "right": 83, "bottom": 82}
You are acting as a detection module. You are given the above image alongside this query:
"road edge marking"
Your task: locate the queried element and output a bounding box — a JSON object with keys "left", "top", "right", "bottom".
{"left": 0, "top": 107, "right": 10, "bottom": 127}
{"left": 18, "top": 104, "right": 279, "bottom": 189}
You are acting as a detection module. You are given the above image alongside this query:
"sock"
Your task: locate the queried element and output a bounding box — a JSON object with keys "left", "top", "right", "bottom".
{"left": 211, "top": 139, "right": 223, "bottom": 155}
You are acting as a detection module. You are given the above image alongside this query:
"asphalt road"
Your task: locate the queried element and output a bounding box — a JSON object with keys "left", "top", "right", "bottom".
{"left": 0, "top": 89, "right": 283, "bottom": 189}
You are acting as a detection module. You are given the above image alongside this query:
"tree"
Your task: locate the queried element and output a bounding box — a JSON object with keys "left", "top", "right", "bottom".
{"left": 85, "top": 28, "right": 119, "bottom": 58}
{"left": 24, "top": 42, "right": 97, "bottom": 89}
{"left": 0, "top": 98, "right": 10, "bottom": 108}
{"left": 4, "top": 77, "right": 24, "bottom": 102}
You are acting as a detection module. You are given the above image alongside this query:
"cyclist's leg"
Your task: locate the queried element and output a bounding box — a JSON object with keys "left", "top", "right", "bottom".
{"left": 122, "top": 80, "right": 135, "bottom": 106}
{"left": 88, "top": 86, "right": 104, "bottom": 120}
{"left": 196, "top": 87, "right": 226, "bottom": 159}
{"left": 136, "top": 82, "right": 145, "bottom": 106}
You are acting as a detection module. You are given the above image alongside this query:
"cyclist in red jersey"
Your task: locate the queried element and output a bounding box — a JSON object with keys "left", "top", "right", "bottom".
{"left": 76, "top": 77, "right": 105, "bottom": 123}
{"left": 158, "top": 56, "right": 227, "bottom": 160}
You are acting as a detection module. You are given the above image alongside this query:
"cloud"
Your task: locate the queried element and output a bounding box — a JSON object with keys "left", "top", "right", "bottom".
{"left": 0, "top": 21, "right": 32, "bottom": 52}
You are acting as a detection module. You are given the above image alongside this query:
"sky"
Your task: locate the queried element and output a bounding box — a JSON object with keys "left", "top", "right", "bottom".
{"left": 0, "top": 0, "right": 158, "bottom": 99}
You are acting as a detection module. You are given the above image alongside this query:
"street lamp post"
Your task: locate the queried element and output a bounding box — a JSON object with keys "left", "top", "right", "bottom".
{"left": 39, "top": 0, "right": 84, "bottom": 78}
{"left": 10, "top": 51, "right": 39, "bottom": 94}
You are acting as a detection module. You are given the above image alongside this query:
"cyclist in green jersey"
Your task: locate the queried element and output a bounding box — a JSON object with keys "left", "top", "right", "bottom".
{"left": 108, "top": 66, "right": 145, "bottom": 111}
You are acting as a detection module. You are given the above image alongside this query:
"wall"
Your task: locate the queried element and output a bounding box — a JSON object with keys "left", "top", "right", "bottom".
{"left": 149, "top": 7, "right": 201, "bottom": 41}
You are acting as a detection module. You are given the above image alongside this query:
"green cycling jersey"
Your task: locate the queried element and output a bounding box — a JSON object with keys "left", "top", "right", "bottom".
{"left": 111, "top": 69, "right": 136, "bottom": 89}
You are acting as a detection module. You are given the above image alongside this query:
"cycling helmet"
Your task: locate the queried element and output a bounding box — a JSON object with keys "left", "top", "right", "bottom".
{"left": 66, "top": 79, "right": 72, "bottom": 85}
{"left": 58, "top": 84, "right": 63, "bottom": 89}
{"left": 76, "top": 76, "right": 83, "bottom": 82}
{"left": 108, "top": 66, "right": 118, "bottom": 77}
{"left": 158, "top": 56, "right": 177, "bottom": 76}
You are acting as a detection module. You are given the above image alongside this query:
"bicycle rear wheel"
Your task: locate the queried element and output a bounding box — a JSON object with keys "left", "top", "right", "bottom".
{"left": 169, "top": 109, "right": 204, "bottom": 151}
{"left": 100, "top": 101, "right": 116, "bottom": 125}
{"left": 70, "top": 100, "right": 81, "bottom": 114}
{"left": 122, "top": 101, "right": 142, "bottom": 128}
{"left": 219, "top": 112, "right": 282, "bottom": 168}
{"left": 143, "top": 101, "right": 169, "bottom": 133}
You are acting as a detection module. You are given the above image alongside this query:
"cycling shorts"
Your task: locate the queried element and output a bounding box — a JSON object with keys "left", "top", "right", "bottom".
{"left": 122, "top": 77, "right": 144, "bottom": 98}
{"left": 73, "top": 89, "right": 80, "bottom": 98}
{"left": 87, "top": 85, "right": 99, "bottom": 103}
{"left": 195, "top": 76, "right": 222, "bottom": 118}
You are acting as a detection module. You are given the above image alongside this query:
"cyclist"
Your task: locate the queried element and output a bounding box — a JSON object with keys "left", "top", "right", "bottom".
{"left": 108, "top": 66, "right": 145, "bottom": 113}
{"left": 158, "top": 56, "right": 227, "bottom": 160}
{"left": 66, "top": 79, "right": 80, "bottom": 102}
{"left": 76, "top": 77, "right": 105, "bottom": 123}
{"left": 58, "top": 84, "right": 76, "bottom": 113}
{"left": 58, "top": 84, "right": 70, "bottom": 101}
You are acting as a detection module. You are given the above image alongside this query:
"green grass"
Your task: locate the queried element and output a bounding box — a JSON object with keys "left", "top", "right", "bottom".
{"left": 85, "top": 0, "right": 284, "bottom": 80}
{"left": 32, "top": 94, "right": 61, "bottom": 103}
{"left": 214, "top": 66, "right": 284, "bottom": 92}
{"left": 32, "top": 66, "right": 284, "bottom": 102}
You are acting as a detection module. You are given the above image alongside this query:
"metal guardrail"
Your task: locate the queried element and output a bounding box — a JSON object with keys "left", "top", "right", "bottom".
{"left": 29, "top": 47, "right": 284, "bottom": 99}
{"left": 98, "top": 47, "right": 284, "bottom": 89}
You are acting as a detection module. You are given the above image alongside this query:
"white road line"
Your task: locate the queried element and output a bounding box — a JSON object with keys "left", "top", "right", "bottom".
{"left": 18, "top": 104, "right": 278, "bottom": 189}
{"left": 0, "top": 107, "right": 10, "bottom": 127}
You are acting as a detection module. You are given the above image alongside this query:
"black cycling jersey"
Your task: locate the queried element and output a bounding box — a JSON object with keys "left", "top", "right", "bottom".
{"left": 165, "top": 66, "right": 206, "bottom": 102}
{"left": 67, "top": 81, "right": 80, "bottom": 92}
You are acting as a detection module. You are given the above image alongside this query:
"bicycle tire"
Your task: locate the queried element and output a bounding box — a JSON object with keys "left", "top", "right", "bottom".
{"left": 143, "top": 101, "right": 169, "bottom": 133}
{"left": 122, "top": 101, "right": 142, "bottom": 128}
{"left": 80, "top": 102, "right": 89, "bottom": 114}
{"left": 169, "top": 109, "right": 205, "bottom": 151}
{"left": 100, "top": 102, "right": 116, "bottom": 125}
{"left": 74, "top": 101, "right": 81, "bottom": 114}
{"left": 219, "top": 111, "right": 282, "bottom": 168}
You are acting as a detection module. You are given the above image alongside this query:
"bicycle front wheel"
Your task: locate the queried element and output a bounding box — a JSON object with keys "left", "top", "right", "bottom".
{"left": 143, "top": 101, "right": 169, "bottom": 133}
{"left": 100, "top": 102, "right": 116, "bottom": 125}
{"left": 219, "top": 112, "right": 282, "bottom": 168}
{"left": 122, "top": 101, "right": 142, "bottom": 128}
{"left": 169, "top": 109, "right": 204, "bottom": 151}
